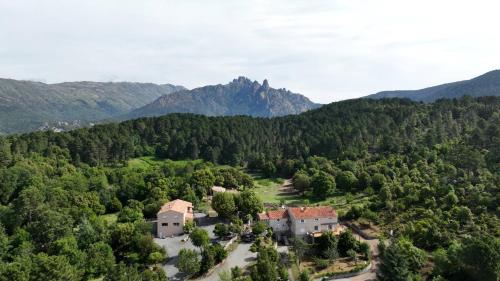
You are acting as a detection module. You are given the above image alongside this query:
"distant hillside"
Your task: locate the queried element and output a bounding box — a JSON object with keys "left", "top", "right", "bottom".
{"left": 125, "top": 77, "right": 321, "bottom": 119}
{"left": 0, "top": 79, "right": 184, "bottom": 134}
{"left": 366, "top": 70, "right": 500, "bottom": 102}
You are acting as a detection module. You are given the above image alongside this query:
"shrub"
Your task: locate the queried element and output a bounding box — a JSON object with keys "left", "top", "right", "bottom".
{"left": 314, "top": 257, "right": 329, "bottom": 270}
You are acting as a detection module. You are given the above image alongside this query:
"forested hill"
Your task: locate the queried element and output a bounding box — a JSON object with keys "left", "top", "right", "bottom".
{"left": 366, "top": 69, "right": 500, "bottom": 102}
{"left": 3, "top": 96, "right": 499, "bottom": 169}
{"left": 0, "top": 78, "right": 185, "bottom": 134}
{"left": 0, "top": 97, "right": 498, "bottom": 280}
{"left": 123, "top": 76, "right": 321, "bottom": 119}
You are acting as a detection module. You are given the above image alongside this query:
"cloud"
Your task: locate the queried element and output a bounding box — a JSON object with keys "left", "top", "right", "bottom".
{"left": 0, "top": 0, "right": 499, "bottom": 103}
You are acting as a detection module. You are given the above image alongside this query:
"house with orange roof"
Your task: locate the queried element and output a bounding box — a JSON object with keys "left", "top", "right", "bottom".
{"left": 259, "top": 206, "right": 338, "bottom": 239}
{"left": 157, "top": 199, "right": 194, "bottom": 238}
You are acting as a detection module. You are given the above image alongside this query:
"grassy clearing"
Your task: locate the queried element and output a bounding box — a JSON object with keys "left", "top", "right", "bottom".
{"left": 251, "top": 173, "right": 374, "bottom": 212}
{"left": 252, "top": 175, "right": 303, "bottom": 204}
{"left": 127, "top": 156, "right": 205, "bottom": 171}
{"left": 101, "top": 213, "right": 118, "bottom": 224}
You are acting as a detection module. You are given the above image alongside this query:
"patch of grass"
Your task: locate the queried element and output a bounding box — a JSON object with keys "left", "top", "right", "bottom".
{"left": 126, "top": 157, "right": 206, "bottom": 172}
{"left": 127, "top": 158, "right": 152, "bottom": 170}
{"left": 252, "top": 173, "right": 374, "bottom": 211}
{"left": 101, "top": 213, "right": 118, "bottom": 224}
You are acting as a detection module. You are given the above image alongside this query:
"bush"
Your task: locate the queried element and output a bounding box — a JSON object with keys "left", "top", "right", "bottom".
{"left": 183, "top": 220, "right": 196, "bottom": 234}
{"left": 252, "top": 221, "right": 267, "bottom": 236}
{"left": 212, "top": 244, "right": 228, "bottom": 263}
{"left": 314, "top": 257, "right": 329, "bottom": 270}
{"left": 177, "top": 249, "right": 200, "bottom": 275}
{"left": 214, "top": 223, "right": 230, "bottom": 238}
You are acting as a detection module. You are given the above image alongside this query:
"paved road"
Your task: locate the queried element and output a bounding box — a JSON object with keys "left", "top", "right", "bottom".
{"left": 196, "top": 241, "right": 257, "bottom": 281}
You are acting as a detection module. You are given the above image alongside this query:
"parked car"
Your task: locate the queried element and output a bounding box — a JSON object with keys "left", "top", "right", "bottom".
{"left": 241, "top": 233, "right": 255, "bottom": 242}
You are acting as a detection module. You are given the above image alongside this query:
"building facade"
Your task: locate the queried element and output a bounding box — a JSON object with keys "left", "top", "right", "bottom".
{"left": 259, "top": 206, "right": 337, "bottom": 238}
{"left": 157, "top": 199, "right": 194, "bottom": 238}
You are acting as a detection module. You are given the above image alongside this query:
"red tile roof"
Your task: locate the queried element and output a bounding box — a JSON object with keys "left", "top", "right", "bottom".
{"left": 258, "top": 209, "right": 288, "bottom": 220}
{"left": 288, "top": 206, "right": 337, "bottom": 220}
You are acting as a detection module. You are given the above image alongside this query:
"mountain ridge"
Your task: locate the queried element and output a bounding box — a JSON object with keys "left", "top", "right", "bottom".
{"left": 0, "top": 78, "right": 185, "bottom": 134}
{"left": 366, "top": 69, "right": 500, "bottom": 101}
{"left": 124, "top": 76, "right": 321, "bottom": 119}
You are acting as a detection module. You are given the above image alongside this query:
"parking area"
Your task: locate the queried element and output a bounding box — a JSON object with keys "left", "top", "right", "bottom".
{"left": 154, "top": 213, "right": 217, "bottom": 281}
{"left": 197, "top": 241, "right": 257, "bottom": 281}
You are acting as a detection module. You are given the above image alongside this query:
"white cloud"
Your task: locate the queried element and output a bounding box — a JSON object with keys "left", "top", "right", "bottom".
{"left": 0, "top": 0, "right": 499, "bottom": 103}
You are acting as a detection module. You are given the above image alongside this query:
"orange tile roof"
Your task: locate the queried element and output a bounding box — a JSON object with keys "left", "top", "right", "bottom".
{"left": 157, "top": 199, "right": 194, "bottom": 219}
{"left": 259, "top": 209, "right": 288, "bottom": 220}
{"left": 288, "top": 206, "right": 337, "bottom": 220}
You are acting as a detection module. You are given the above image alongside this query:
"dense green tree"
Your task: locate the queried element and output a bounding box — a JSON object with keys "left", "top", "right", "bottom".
{"left": 371, "top": 173, "right": 386, "bottom": 190}
{"left": 293, "top": 170, "right": 311, "bottom": 194}
{"left": 336, "top": 171, "right": 358, "bottom": 191}
{"left": 378, "top": 238, "right": 426, "bottom": 281}
{"left": 104, "top": 263, "right": 142, "bottom": 281}
{"left": 117, "top": 206, "right": 144, "bottom": 223}
{"left": 213, "top": 223, "right": 230, "bottom": 238}
{"left": 31, "top": 253, "right": 81, "bottom": 281}
{"left": 177, "top": 248, "right": 200, "bottom": 275}
{"left": 292, "top": 237, "right": 309, "bottom": 264}
{"left": 190, "top": 169, "right": 215, "bottom": 198}
{"left": 235, "top": 190, "right": 263, "bottom": 219}
{"left": 190, "top": 228, "right": 209, "bottom": 249}
{"left": 212, "top": 192, "right": 236, "bottom": 219}
{"left": 311, "top": 171, "right": 335, "bottom": 199}
{"left": 250, "top": 247, "right": 278, "bottom": 281}
{"left": 338, "top": 230, "right": 358, "bottom": 256}
{"left": 85, "top": 242, "right": 115, "bottom": 278}
{"left": 251, "top": 221, "right": 267, "bottom": 236}
{"left": 316, "top": 231, "right": 338, "bottom": 260}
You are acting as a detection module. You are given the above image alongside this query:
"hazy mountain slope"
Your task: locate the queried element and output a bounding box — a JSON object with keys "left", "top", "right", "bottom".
{"left": 366, "top": 70, "right": 500, "bottom": 102}
{"left": 125, "top": 77, "right": 321, "bottom": 119}
{"left": 0, "top": 79, "right": 184, "bottom": 134}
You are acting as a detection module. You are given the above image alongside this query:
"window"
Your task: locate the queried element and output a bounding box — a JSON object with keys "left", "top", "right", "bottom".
{"left": 300, "top": 220, "right": 305, "bottom": 223}
{"left": 173, "top": 223, "right": 180, "bottom": 226}
{"left": 162, "top": 223, "right": 168, "bottom": 226}
{"left": 314, "top": 226, "right": 319, "bottom": 231}
{"left": 328, "top": 225, "right": 333, "bottom": 230}
{"left": 315, "top": 218, "right": 319, "bottom": 221}
{"left": 277, "top": 219, "right": 280, "bottom": 222}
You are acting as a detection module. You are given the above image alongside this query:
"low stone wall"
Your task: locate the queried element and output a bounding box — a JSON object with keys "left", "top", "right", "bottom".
{"left": 224, "top": 236, "right": 238, "bottom": 250}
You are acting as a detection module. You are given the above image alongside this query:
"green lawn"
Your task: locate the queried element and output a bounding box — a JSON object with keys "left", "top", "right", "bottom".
{"left": 251, "top": 174, "right": 305, "bottom": 205}
{"left": 101, "top": 213, "right": 118, "bottom": 224}
{"left": 251, "top": 173, "right": 374, "bottom": 213}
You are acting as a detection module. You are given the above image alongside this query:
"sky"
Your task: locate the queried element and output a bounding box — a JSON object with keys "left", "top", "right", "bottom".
{"left": 1, "top": 0, "right": 499, "bottom": 103}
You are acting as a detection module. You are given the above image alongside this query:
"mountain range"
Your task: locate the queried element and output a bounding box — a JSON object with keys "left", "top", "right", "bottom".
{"left": 0, "top": 79, "right": 184, "bottom": 134}
{"left": 0, "top": 77, "right": 320, "bottom": 134}
{"left": 124, "top": 77, "right": 320, "bottom": 120}
{"left": 2, "top": 69, "right": 500, "bottom": 135}
{"left": 366, "top": 69, "right": 500, "bottom": 101}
